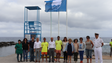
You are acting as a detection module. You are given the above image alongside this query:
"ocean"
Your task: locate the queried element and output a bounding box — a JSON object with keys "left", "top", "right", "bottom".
{"left": 0, "top": 37, "right": 111, "bottom": 57}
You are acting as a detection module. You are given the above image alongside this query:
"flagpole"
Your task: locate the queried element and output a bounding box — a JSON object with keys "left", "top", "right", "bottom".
{"left": 50, "top": 12, "right": 52, "bottom": 37}
{"left": 58, "top": 12, "right": 60, "bottom": 36}
{"left": 66, "top": 0, "right": 68, "bottom": 38}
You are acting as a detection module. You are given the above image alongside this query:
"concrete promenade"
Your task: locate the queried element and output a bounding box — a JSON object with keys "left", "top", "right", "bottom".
{"left": 0, "top": 54, "right": 112, "bottom": 63}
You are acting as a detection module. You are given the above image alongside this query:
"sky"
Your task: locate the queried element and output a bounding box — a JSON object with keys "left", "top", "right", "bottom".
{"left": 0, "top": 0, "right": 112, "bottom": 37}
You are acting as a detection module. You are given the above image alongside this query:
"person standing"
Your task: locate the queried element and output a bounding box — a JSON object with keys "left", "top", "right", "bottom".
{"left": 55, "top": 36, "right": 62, "bottom": 62}
{"left": 78, "top": 37, "right": 85, "bottom": 63}
{"left": 64, "top": 38, "right": 74, "bottom": 63}
{"left": 62, "top": 37, "right": 68, "bottom": 63}
{"left": 41, "top": 37, "right": 48, "bottom": 62}
{"left": 93, "top": 33, "right": 104, "bottom": 63}
{"left": 29, "top": 37, "right": 35, "bottom": 62}
{"left": 15, "top": 40, "right": 23, "bottom": 62}
{"left": 109, "top": 39, "right": 112, "bottom": 57}
{"left": 73, "top": 39, "right": 79, "bottom": 63}
{"left": 22, "top": 38, "right": 29, "bottom": 62}
{"left": 48, "top": 37, "right": 56, "bottom": 62}
{"left": 85, "top": 36, "right": 94, "bottom": 63}
{"left": 34, "top": 38, "right": 41, "bottom": 62}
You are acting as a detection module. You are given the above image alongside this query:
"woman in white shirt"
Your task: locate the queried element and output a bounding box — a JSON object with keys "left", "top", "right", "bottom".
{"left": 62, "top": 37, "right": 68, "bottom": 63}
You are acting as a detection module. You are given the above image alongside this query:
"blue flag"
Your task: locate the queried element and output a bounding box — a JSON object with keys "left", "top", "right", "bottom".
{"left": 45, "top": 0, "right": 67, "bottom": 12}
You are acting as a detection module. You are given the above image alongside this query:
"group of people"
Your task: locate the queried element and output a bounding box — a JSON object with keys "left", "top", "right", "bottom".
{"left": 15, "top": 33, "right": 104, "bottom": 63}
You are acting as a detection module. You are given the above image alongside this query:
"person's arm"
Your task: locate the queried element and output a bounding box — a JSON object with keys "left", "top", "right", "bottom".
{"left": 101, "top": 43, "right": 104, "bottom": 47}
{"left": 100, "top": 39, "right": 104, "bottom": 47}
{"left": 40, "top": 42, "right": 42, "bottom": 51}
{"left": 15, "top": 44, "right": 17, "bottom": 49}
{"left": 34, "top": 42, "right": 35, "bottom": 52}
{"left": 48, "top": 42, "right": 50, "bottom": 51}
{"left": 83, "top": 43, "right": 85, "bottom": 49}
{"left": 28, "top": 42, "right": 30, "bottom": 51}
{"left": 77, "top": 43, "right": 79, "bottom": 53}
{"left": 72, "top": 43, "right": 75, "bottom": 53}
{"left": 54, "top": 41, "right": 56, "bottom": 52}
{"left": 64, "top": 43, "right": 68, "bottom": 53}
{"left": 109, "top": 42, "right": 112, "bottom": 46}
{"left": 61, "top": 41, "right": 63, "bottom": 50}
{"left": 90, "top": 40, "right": 94, "bottom": 48}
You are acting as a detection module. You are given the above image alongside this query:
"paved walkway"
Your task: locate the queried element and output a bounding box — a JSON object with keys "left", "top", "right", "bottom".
{"left": 0, "top": 54, "right": 112, "bottom": 63}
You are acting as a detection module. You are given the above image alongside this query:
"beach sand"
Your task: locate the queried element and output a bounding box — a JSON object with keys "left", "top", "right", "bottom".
{"left": 0, "top": 54, "right": 112, "bottom": 63}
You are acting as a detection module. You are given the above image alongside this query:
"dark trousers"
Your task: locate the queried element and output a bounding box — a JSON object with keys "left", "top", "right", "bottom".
{"left": 110, "top": 47, "right": 112, "bottom": 56}
{"left": 49, "top": 48, "right": 55, "bottom": 62}
{"left": 74, "top": 52, "right": 78, "bottom": 61}
{"left": 23, "top": 50, "right": 28, "bottom": 60}
{"left": 17, "top": 54, "right": 22, "bottom": 61}
{"left": 79, "top": 51, "right": 84, "bottom": 61}
{"left": 30, "top": 48, "right": 34, "bottom": 61}
{"left": 63, "top": 51, "right": 67, "bottom": 61}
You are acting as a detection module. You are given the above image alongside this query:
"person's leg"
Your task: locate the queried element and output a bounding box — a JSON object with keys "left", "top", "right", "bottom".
{"left": 20, "top": 54, "right": 22, "bottom": 62}
{"left": 80, "top": 51, "right": 84, "bottom": 63}
{"left": 67, "top": 55, "right": 69, "bottom": 63}
{"left": 35, "top": 49, "right": 38, "bottom": 61}
{"left": 30, "top": 48, "right": 32, "bottom": 61}
{"left": 63, "top": 52, "right": 65, "bottom": 62}
{"left": 58, "top": 50, "right": 61, "bottom": 62}
{"left": 74, "top": 52, "right": 76, "bottom": 61}
{"left": 52, "top": 48, "right": 55, "bottom": 62}
{"left": 23, "top": 50, "right": 25, "bottom": 61}
{"left": 46, "top": 54, "right": 47, "bottom": 62}
{"left": 58, "top": 52, "right": 61, "bottom": 62}
{"left": 24, "top": 50, "right": 27, "bottom": 61}
{"left": 76, "top": 52, "right": 78, "bottom": 62}
{"left": 89, "top": 50, "right": 93, "bottom": 63}
{"left": 42, "top": 52, "right": 44, "bottom": 62}
{"left": 98, "top": 47, "right": 103, "bottom": 63}
{"left": 65, "top": 52, "right": 68, "bottom": 62}
{"left": 80, "top": 51, "right": 83, "bottom": 61}
{"left": 32, "top": 49, "right": 34, "bottom": 61}
{"left": 58, "top": 53, "right": 60, "bottom": 62}
{"left": 86, "top": 49, "right": 89, "bottom": 63}
{"left": 110, "top": 47, "right": 112, "bottom": 57}
{"left": 49, "top": 49, "right": 51, "bottom": 62}
{"left": 82, "top": 51, "right": 84, "bottom": 61}
{"left": 26, "top": 50, "right": 28, "bottom": 61}
{"left": 17, "top": 54, "right": 19, "bottom": 61}
{"left": 56, "top": 50, "right": 58, "bottom": 62}
{"left": 94, "top": 48, "right": 98, "bottom": 63}
{"left": 38, "top": 49, "right": 40, "bottom": 62}
{"left": 70, "top": 56, "right": 71, "bottom": 63}
{"left": 79, "top": 51, "right": 82, "bottom": 61}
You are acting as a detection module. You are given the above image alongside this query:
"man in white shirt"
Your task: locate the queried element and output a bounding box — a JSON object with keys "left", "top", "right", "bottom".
{"left": 93, "top": 33, "right": 104, "bottom": 63}
{"left": 48, "top": 37, "right": 56, "bottom": 62}
{"left": 34, "top": 38, "right": 41, "bottom": 62}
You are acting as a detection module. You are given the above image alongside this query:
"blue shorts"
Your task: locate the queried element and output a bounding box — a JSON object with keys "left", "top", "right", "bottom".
{"left": 86, "top": 49, "right": 92, "bottom": 58}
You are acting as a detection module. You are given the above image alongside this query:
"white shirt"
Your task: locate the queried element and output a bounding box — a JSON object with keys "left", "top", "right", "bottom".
{"left": 48, "top": 41, "right": 56, "bottom": 50}
{"left": 62, "top": 42, "right": 68, "bottom": 51}
{"left": 93, "top": 37, "right": 103, "bottom": 48}
{"left": 34, "top": 41, "right": 41, "bottom": 49}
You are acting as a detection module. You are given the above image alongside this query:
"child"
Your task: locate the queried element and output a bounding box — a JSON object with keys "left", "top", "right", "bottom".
{"left": 64, "top": 38, "right": 74, "bottom": 63}
{"left": 73, "top": 39, "right": 79, "bottom": 63}
{"left": 41, "top": 37, "right": 48, "bottom": 62}
{"left": 78, "top": 37, "right": 85, "bottom": 63}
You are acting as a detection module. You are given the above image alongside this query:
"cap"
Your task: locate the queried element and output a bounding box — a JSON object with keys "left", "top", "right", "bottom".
{"left": 95, "top": 33, "right": 99, "bottom": 35}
